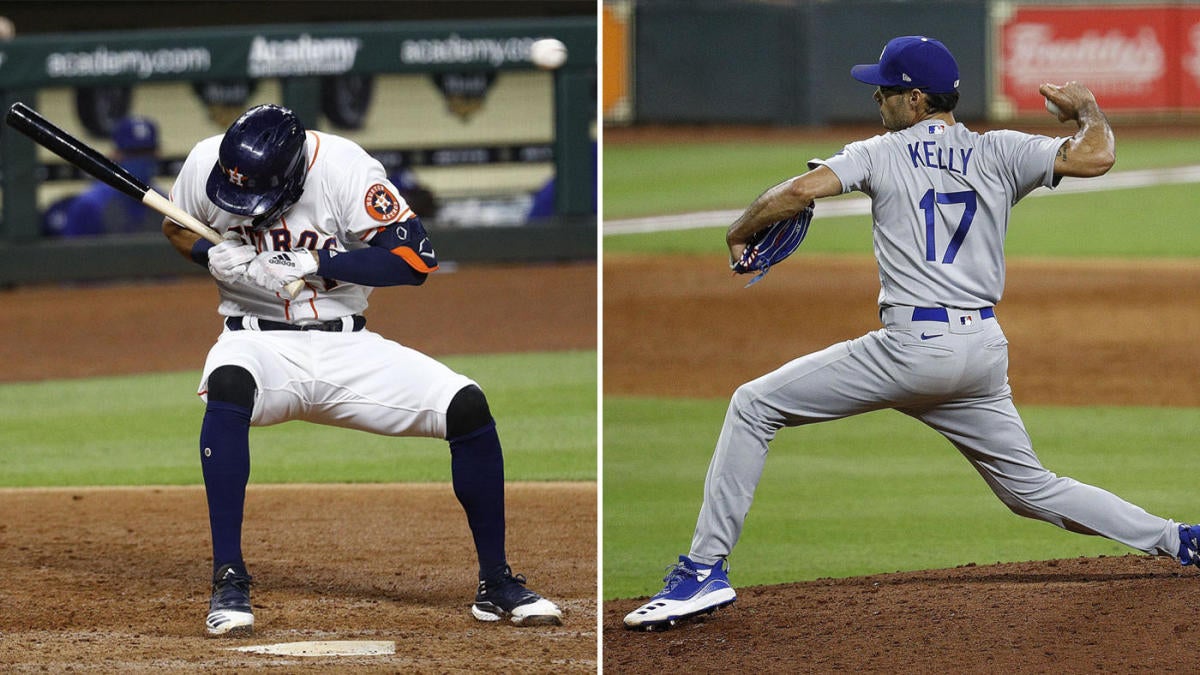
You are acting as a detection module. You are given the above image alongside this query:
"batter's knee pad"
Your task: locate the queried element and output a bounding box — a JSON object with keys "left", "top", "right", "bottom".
{"left": 446, "top": 385, "right": 493, "bottom": 439}
{"left": 206, "top": 365, "right": 256, "bottom": 410}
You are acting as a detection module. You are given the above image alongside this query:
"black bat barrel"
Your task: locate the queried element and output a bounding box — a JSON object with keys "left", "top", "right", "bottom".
{"left": 5, "top": 101, "right": 151, "bottom": 201}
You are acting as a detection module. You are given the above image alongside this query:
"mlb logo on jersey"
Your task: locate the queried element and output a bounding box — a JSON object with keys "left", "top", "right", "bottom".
{"left": 926, "top": 122, "right": 946, "bottom": 135}
{"left": 960, "top": 314, "right": 973, "bottom": 326}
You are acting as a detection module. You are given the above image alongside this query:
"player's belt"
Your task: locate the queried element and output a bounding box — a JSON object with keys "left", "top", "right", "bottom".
{"left": 224, "top": 315, "right": 366, "bottom": 332}
{"left": 911, "top": 307, "right": 995, "bottom": 322}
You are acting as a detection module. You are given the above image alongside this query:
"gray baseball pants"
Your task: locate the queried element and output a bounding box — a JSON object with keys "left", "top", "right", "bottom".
{"left": 689, "top": 306, "right": 1180, "bottom": 565}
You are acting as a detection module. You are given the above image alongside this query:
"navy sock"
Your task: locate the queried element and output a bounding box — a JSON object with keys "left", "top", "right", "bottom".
{"left": 200, "top": 400, "right": 252, "bottom": 576}
{"left": 449, "top": 421, "right": 508, "bottom": 581}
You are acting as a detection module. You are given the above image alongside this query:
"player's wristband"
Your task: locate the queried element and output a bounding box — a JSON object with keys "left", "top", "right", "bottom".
{"left": 316, "top": 247, "right": 426, "bottom": 287}
{"left": 190, "top": 238, "right": 215, "bottom": 266}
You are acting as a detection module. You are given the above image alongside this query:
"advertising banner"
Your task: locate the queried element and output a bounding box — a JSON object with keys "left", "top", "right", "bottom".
{"left": 0, "top": 19, "right": 596, "bottom": 88}
{"left": 1181, "top": 7, "right": 1200, "bottom": 108}
{"left": 996, "top": 4, "right": 1199, "bottom": 115}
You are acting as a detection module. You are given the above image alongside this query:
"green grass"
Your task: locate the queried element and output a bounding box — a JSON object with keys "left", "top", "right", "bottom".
{"left": 603, "top": 133, "right": 1200, "bottom": 219}
{"left": 604, "top": 182, "right": 1200, "bottom": 258}
{"left": 1003, "top": 184, "right": 1200, "bottom": 257}
{"left": 1108, "top": 134, "right": 1200, "bottom": 169}
{"left": 0, "top": 350, "right": 596, "bottom": 487}
{"left": 603, "top": 396, "right": 1200, "bottom": 599}
{"left": 604, "top": 141, "right": 846, "bottom": 219}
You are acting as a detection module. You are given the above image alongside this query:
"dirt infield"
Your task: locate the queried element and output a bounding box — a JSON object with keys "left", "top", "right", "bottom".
{"left": 0, "top": 262, "right": 597, "bottom": 383}
{"left": 0, "top": 263, "right": 597, "bottom": 672}
{"left": 605, "top": 555, "right": 1196, "bottom": 673}
{"left": 3, "top": 483, "right": 595, "bottom": 673}
{"left": 604, "top": 254, "right": 1200, "bottom": 671}
{"left": 605, "top": 255, "right": 1200, "bottom": 406}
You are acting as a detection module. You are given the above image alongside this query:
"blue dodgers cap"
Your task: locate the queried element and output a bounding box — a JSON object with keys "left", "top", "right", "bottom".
{"left": 851, "top": 36, "right": 960, "bottom": 94}
{"left": 111, "top": 116, "right": 159, "bottom": 152}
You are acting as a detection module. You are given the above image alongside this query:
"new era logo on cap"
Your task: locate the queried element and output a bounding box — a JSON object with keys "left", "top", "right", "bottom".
{"left": 851, "top": 36, "right": 960, "bottom": 94}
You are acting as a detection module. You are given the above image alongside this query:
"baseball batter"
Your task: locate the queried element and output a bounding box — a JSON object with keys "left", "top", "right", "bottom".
{"left": 164, "top": 104, "right": 561, "bottom": 636}
{"left": 625, "top": 35, "right": 1200, "bottom": 630}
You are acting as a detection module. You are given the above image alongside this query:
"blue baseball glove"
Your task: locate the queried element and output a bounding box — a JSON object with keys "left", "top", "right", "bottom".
{"left": 730, "top": 203, "right": 814, "bottom": 286}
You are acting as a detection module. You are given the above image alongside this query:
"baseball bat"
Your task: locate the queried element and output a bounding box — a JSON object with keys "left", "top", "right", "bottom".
{"left": 4, "top": 102, "right": 305, "bottom": 298}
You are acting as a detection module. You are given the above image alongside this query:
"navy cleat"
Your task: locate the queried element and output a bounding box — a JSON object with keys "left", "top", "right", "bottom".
{"left": 205, "top": 563, "right": 254, "bottom": 636}
{"left": 1179, "top": 524, "right": 1200, "bottom": 567}
{"left": 471, "top": 566, "right": 563, "bottom": 626}
{"left": 623, "top": 555, "right": 736, "bottom": 630}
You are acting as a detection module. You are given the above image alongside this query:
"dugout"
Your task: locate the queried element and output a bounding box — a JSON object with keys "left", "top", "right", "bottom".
{"left": 0, "top": 17, "right": 596, "bottom": 285}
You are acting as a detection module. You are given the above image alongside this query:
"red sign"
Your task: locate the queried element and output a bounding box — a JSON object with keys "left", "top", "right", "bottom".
{"left": 998, "top": 5, "right": 1183, "bottom": 114}
{"left": 1181, "top": 8, "right": 1200, "bottom": 109}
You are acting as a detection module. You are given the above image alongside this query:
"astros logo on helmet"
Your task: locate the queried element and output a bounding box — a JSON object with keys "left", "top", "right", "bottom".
{"left": 224, "top": 165, "right": 246, "bottom": 187}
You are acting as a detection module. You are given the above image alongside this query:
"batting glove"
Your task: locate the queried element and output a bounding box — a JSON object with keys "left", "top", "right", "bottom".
{"left": 208, "top": 231, "right": 257, "bottom": 284}
{"left": 245, "top": 249, "right": 319, "bottom": 292}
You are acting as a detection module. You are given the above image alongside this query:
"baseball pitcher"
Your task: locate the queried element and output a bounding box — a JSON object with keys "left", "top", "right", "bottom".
{"left": 164, "top": 104, "right": 561, "bottom": 636}
{"left": 624, "top": 35, "right": 1199, "bottom": 630}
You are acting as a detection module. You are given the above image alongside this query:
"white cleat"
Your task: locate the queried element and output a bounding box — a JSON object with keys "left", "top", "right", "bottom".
{"left": 206, "top": 608, "right": 254, "bottom": 636}
{"left": 471, "top": 567, "right": 563, "bottom": 626}
{"left": 206, "top": 563, "right": 254, "bottom": 637}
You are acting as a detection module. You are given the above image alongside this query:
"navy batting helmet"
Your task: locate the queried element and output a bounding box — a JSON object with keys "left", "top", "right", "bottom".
{"left": 206, "top": 104, "right": 308, "bottom": 228}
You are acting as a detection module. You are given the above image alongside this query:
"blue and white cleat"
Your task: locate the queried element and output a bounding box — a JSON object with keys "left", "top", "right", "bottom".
{"left": 1179, "top": 524, "right": 1200, "bottom": 566}
{"left": 623, "top": 555, "right": 736, "bottom": 630}
{"left": 471, "top": 566, "right": 563, "bottom": 626}
{"left": 205, "top": 563, "right": 254, "bottom": 636}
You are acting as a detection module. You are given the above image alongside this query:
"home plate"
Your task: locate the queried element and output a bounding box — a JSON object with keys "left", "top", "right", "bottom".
{"left": 227, "top": 640, "right": 395, "bottom": 656}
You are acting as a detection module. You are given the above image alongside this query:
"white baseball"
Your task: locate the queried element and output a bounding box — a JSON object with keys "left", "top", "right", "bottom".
{"left": 530, "top": 38, "right": 567, "bottom": 70}
{"left": 1044, "top": 98, "right": 1064, "bottom": 118}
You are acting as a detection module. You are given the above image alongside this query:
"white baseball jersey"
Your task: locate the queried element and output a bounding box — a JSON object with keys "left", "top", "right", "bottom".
{"left": 811, "top": 120, "right": 1066, "bottom": 308}
{"left": 172, "top": 130, "right": 415, "bottom": 323}
{"left": 177, "top": 130, "right": 472, "bottom": 438}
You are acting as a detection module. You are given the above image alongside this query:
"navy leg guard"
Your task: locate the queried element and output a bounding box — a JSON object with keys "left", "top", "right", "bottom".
{"left": 447, "top": 386, "right": 507, "bottom": 581}
{"left": 202, "top": 366, "right": 255, "bottom": 574}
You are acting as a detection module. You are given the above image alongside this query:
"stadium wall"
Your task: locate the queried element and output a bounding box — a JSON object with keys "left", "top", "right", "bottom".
{"left": 613, "top": 0, "right": 1200, "bottom": 126}
{"left": 0, "top": 16, "right": 596, "bottom": 286}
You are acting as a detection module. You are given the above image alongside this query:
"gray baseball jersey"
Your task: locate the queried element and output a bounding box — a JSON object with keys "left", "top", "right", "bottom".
{"left": 689, "top": 120, "right": 1182, "bottom": 568}
{"left": 814, "top": 120, "right": 1063, "bottom": 309}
